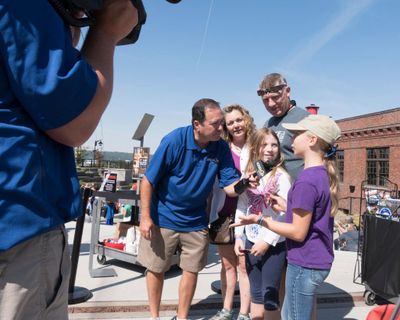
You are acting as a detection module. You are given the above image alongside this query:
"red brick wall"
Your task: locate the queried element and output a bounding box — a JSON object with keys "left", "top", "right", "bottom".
{"left": 336, "top": 108, "right": 400, "bottom": 215}
{"left": 337, "top": 108, "right": 400, "bottom": 131}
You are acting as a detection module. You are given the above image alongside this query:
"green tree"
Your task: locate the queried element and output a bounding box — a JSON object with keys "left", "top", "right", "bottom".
{"left": 95, "top": 149, "right": 104, "bottom": 167}
{"left": 75, "top": 146, "right": 87, "bottom": 166}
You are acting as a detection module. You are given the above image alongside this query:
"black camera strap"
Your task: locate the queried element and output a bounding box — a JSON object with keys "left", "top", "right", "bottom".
{"left": 48, "top": 0, "right": 147, "bottom": 45}
{"left": 48, "top": 0, "right": 95, "bottom": 27}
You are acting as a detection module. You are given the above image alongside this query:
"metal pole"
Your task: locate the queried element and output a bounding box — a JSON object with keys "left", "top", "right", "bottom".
{"left": 92, "top": 145, "right": 96, "bottom": 166}
{"left": 68, "top": 187, "right": 93, "bottom": 304}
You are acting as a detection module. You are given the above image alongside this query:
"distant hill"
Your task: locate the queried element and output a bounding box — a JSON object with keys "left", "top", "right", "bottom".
{"left": 84, "top": 151, "right": 133, "bottom": 161}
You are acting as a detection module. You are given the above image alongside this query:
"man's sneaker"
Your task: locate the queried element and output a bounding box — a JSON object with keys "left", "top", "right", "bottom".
{"left": 209, "top": 308, "right": 234, "bottom": 320}
{"left": 237, "top": 313, "right": 251, "bottom": 320}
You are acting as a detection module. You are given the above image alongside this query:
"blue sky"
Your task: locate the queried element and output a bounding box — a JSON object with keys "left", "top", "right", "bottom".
{"left": 83, "top": 0, "right": 400, "bottom": 154}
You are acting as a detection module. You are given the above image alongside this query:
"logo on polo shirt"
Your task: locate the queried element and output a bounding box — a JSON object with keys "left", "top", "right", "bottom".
{"left": 275, "top": 130, "right": 285, "bottom": 142}
{"left": 207, "top": 157, "right": 219, "bottom": 164}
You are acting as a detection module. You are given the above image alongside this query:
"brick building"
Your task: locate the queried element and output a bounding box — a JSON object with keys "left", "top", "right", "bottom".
{"left": 335, "top": 107, "right": 400, "bottom": 215}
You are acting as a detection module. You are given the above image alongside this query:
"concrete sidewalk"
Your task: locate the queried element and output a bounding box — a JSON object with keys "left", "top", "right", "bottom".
{"left": 66, "top": 219, "right": 375, "bottom": 319}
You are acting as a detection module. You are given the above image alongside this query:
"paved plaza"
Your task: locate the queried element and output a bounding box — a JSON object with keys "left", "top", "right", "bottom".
{"left": 66, "top": 219, "right": 377, "bottom": 319}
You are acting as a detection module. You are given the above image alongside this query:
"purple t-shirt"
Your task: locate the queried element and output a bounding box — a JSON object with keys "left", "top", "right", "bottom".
{"left": 286, "top": 166, "right": 334, "bottom": 269}
{"left": 218, "top": 150, "right": 240, "bottom": 218}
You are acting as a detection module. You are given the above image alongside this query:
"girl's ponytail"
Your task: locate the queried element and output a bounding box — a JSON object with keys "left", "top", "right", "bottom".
{"left": 317, "top": 139, "right": 340, "bottom": 217}
{"left": 324, "top": 157, "right": 339, "bottom": 217}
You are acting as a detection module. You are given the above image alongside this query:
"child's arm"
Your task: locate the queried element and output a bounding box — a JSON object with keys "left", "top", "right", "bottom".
{"left": 269, "top": 193, "right": 287, "bottom": 213}
{"left": 250, "top": 240, "right": 270, "bottom": 256}
{"left": 231, "top": 208, "right": 312, "bottom": 243}
{"left": 261, "top": 209, "right": 312, "bottom": 242}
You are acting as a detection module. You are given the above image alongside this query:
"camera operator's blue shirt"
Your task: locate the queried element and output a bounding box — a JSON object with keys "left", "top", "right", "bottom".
{"left": 0, "top": 0, "right": 98, "bottom": 251}
{"left": 145, "top": 125, "right": 240, "bottom": 231}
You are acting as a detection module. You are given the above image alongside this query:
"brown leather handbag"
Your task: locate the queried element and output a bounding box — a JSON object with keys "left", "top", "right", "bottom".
{"left": 209, "top": 215, "right": 235, "bottom": 245}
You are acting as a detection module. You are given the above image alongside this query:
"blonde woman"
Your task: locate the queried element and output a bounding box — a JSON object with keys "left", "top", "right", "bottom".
{"left": 209, "top": 104, "right": 255, "bottom": 320}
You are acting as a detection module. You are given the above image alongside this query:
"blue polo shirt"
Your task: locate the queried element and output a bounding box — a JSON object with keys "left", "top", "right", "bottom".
{"left": 0, "top": 0, "right": 98, "bottom": 251}
{"left": 146, "top": 126, "right": 239, "bottom": 231}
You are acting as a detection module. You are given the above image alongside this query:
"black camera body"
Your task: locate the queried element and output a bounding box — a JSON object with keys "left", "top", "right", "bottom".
{"left": 48, "top": 0, "right": 181, "bottom": 45}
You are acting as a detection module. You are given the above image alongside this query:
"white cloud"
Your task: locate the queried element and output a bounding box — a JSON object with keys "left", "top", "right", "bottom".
{"left": 286, "top": 0, "right": 375, "bottom": 69}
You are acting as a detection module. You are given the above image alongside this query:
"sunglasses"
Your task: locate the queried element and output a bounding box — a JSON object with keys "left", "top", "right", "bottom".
{"left": 257, "top": 84, "right": 286, "bottom": 97}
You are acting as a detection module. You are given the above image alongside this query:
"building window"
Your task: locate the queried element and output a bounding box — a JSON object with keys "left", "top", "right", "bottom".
{"left": 336, "top": 150, "right": 344, "bottom": 182}
{"left": 366, "top": 147, "right": 389, "bottom": 186}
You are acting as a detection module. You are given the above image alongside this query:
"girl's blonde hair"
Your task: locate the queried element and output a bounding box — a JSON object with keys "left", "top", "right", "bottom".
{"left": 245, "top": 128, "right": 285, "bottom": 177}
{"left": 315, "top": 137, "right": 340, "bottom": 217}
{"left": 222, "top": 104, "right": 255, "bottom": 144}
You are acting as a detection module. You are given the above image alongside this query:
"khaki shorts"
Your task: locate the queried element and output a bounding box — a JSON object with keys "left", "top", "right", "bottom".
{"left": 0, "top": 225, "right": 70, "bottom": 320}
{"left": 138, "top": 227, "right": 209, "bottom": 273}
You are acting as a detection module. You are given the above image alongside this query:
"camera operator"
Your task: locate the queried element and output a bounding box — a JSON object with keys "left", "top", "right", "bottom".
{"left": 0, "top": 1, "right": 137, "bottom": 319}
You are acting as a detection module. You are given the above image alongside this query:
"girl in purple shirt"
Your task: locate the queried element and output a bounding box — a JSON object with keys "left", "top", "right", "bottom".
{"left": 232, "top": 114, "right": 341, "bottom": 320}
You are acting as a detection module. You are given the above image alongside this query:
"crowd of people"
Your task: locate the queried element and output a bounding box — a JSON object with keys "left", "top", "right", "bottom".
{"left": 0, "top": 1, "right": 342, "bottom": 320}
{"left": 138, "top": 73, "right": 342, "bottom": 320}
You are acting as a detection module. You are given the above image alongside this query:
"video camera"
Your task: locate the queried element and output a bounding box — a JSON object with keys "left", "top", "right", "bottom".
{"left": 48, "top": 0, "right": 182, "bottom": 45}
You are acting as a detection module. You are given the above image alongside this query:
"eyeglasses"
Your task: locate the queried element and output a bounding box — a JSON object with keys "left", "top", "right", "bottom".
{"left": 257, "top": 84, "right": 286, "bottom": 97}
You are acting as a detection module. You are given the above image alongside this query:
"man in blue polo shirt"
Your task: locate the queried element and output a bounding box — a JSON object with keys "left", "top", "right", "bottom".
{"left": 0, "top": 1, "right": 137, "bottom": 319}
{"left": 139, "top": 98, "right": 257, "bottom": 320}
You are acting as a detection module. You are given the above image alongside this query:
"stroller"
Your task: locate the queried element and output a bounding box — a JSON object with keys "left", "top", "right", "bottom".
{"left": 353, "top": 179, "right": 400, "bottom": 306}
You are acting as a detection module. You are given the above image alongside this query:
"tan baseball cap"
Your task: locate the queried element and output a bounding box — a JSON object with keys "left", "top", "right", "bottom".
{"left": 282, "top": 114, "right": 341, "bottom": 145}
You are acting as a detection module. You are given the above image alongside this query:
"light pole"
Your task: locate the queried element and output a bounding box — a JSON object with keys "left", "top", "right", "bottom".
{"left": 93, "top": 139, "right": 103, "bottom": 167}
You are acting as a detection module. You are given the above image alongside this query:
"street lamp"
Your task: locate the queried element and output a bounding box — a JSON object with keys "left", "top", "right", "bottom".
{"left": 132, "top": 113, "right": 154, "bottom": 147}
{"left": 93, "top": 139, "right": 103, "bottom": 166}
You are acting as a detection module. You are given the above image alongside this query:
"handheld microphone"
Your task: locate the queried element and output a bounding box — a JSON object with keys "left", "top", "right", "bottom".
{"left": 254, "top": 160, "right": 276, "bottom": 178}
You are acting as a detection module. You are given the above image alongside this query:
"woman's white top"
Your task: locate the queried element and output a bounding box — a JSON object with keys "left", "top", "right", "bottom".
{"left": 209, "top": 144, "right": 250, "bottom": 224}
